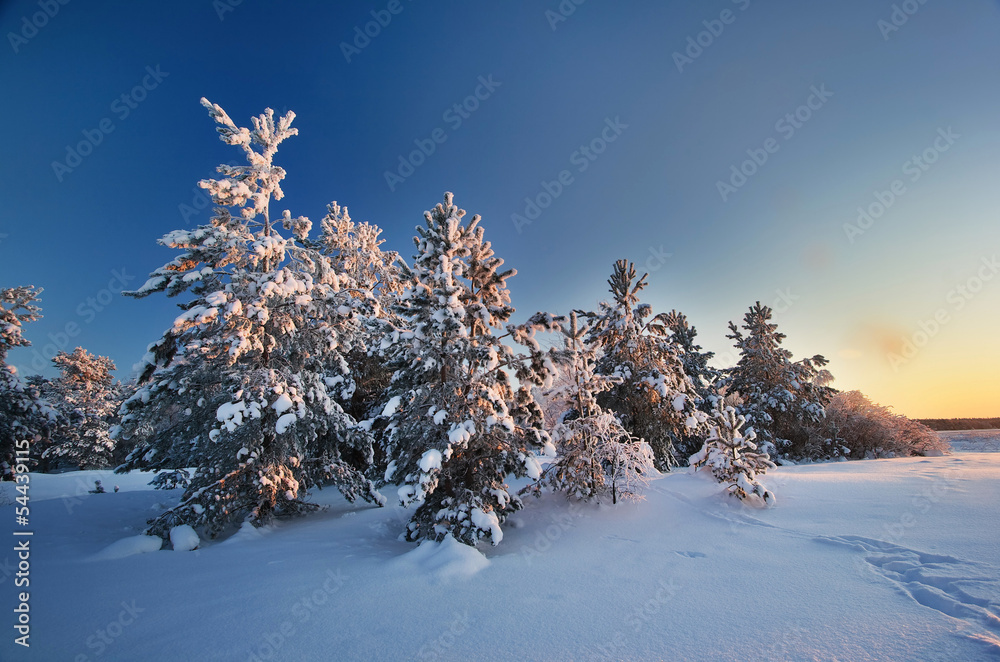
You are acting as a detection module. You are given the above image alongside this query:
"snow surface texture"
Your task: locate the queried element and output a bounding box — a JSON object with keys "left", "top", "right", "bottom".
{"left": 940, "top": 429, "right": 1000, "bottom": 453}
{"left": 4, "top": 435, "right": 1000, "bottom": 661}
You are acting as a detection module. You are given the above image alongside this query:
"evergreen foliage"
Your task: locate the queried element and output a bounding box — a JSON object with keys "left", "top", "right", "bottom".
{"left": 723, "top": 301, "right": 833, "bottom": 460}
{"left": 0, "top": 286, "right": 54, "bottom": 479}
{"left": 690, "top": 406, "right": 776, "bottom": 506}
{"left": 537, "top": 312, "right": 654, "bottom": 504}
{"left": 115, "top": 99, "right": 383, "bottom": 539}
{"left": 579, "top": 260, "right": 707, "bottom": 470}
{"left": 42, "top": 347, "right": 121, "bottom": 469}
{"left": 377, "top": 193, "right": 557, "bottom": 546}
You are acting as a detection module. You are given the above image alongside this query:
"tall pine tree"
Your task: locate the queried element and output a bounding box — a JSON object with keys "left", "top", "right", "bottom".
{"left": 0, "top": 286, "right": 54, "bottom": 479}
{"left": 42, "top": 347, "right": 121, "bottom": 470}
{"left": 723, "top": 301, "right": 833, "bottom": 459}
{"left": 580, "top": 260, "right": 707, "bottom": 470}
{"left": 662, "top": 309, "right": 720, "bottom": 460}
{"left": 308, "top": 202, "right": 408, "bottom": 425}
{"left": 116, "top": 99, "right": 383, "bottom": 539}
{"left": 378, "top": 193, "right": 556, "bottom": 546}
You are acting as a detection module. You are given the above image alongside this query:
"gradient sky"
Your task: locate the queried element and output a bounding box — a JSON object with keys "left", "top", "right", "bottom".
{"left": 2, "top": 1, "right": 998, "bottom": 418}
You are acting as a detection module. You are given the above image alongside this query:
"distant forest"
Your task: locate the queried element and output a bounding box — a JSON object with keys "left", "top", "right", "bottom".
{"left": 918, "top": 418, "right": 1000, "bottom": 431}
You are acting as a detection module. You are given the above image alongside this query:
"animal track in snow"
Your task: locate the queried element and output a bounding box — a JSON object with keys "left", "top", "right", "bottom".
{"left": 816, "top": 535, "right": 1000, "bottom": 653}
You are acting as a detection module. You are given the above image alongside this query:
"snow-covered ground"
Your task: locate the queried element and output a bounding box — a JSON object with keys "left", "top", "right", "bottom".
{"left": 3, "top": 434, "right": 1000, "bottom": 661}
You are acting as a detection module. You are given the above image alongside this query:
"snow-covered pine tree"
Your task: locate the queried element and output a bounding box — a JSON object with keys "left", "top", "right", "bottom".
{"left": 0, "top": 286, "right": 54, "bottom": 479}
{"left": 689, "top": 406, "right": 775, "bottom": 506}
{"left": 723, "top": 301, "right": 833, "bottom": 460}
{"left": 662, "top": 309, "right": 720, "bottom": 460}
{"left": 115, "top": 99, "right": 383, "bottom": 539}
{"left": 540, "top": 312, "right": 654, "bottom": 504}
{"left": 308, "top": 202, "right": 407, "bottom": 424}
{"left": 662, "top": 310, "right": 718, "bottom": 402}
{"left": 42, "top": 347, "right": 121, "bottom": 470}
{"left": 579, "top": 260, "right": 707, "bottom": 471}
{"left": 378, "top": 193, "right": 557, "bottom": 547}
{"left": 311, "top": 201, "right": 406, "bottom": 306}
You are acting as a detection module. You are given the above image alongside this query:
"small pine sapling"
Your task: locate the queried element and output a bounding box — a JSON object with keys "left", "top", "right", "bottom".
{"left": 690, "top": 406, "right": 776, "bottom": 506}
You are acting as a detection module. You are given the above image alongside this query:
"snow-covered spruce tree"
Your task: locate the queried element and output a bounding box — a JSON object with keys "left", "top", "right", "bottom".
{"left": 539, "top": 312, "right": 654, "bottom": 504}
{"left": 115, "top": 99, "right": 383, "bottom": 539}
{"left": 662, "top": 309, "right": 721, "bottom": 460}
{"left": 723, "top": 301, "right": 834, "bottom": 460}
{"left": 41, "top": 347, "right": 121, "bottom": 470}
{"left": 689, "top": 406, "right": 775, "bottom": 506}
{"left": 0, "top": 286, "right": 55, "bottom": 479}
{"left": 378, "top": 193, "right": 558, "bottom": 547}
{"left": 579, "top": 260, "right": 707, "bottom": 471}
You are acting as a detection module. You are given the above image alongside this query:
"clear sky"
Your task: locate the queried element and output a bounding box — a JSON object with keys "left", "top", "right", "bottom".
{"left": 1, "top": 1, "right": 997, "bottom": 419}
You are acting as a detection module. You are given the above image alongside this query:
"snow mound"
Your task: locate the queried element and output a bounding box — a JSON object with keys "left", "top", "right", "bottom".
{"left": 89, "top": 535, "right": 162, "bottom": 561}
{"left": 393, "top": 535, "right": 490, "bottom": 582}
{"left": 218, "top": 521, "right": 273, "bottom": 546}
{"left": 169, "top": 524, "right": 200, "bottom": 551}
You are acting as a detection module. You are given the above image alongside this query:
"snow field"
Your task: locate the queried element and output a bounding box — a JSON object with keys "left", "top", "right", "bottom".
{"left": 1, "top": 439, "right": 998, "bottom": 661}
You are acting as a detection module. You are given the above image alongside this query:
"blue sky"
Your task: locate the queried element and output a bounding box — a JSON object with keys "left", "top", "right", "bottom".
{"left": 2, "top": 0, "right": 998, "bottom": 417}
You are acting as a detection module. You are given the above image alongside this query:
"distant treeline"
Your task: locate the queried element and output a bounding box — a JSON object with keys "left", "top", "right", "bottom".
{"left": 918, "top": 418, "right": 1000, "bottom": 431}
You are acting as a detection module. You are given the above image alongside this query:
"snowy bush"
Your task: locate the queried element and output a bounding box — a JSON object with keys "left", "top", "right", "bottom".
{"left": 690, "top": 406, "right": 776, "bottom": 506}
{"left": 819, "top": 391, "right": 949, "bottom": 459}
{"left": 536, "top": 312, "right": 655, "bottom": 504}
